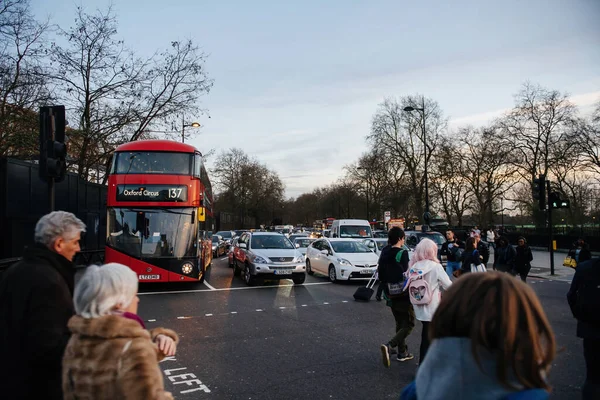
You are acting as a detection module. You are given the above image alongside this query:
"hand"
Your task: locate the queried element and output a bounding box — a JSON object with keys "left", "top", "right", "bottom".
{"left": 155, "top": 334, "right": 177, "bottom": 357}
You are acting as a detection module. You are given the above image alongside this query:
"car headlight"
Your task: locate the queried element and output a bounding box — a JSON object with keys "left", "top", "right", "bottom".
{"left": 337, "top": 258, "right": 352, "bottom": 266}
{"left": 294, "top": 255, "right": 305, "bottom": 263}
{"left": 181, "top": 262, "right": 193, "bottom": 275}
{"left": 252, "top": 254, "right": 268, "bottom": 264}
{"left": 211, "top": 245, "right": 216, "bottom": 250}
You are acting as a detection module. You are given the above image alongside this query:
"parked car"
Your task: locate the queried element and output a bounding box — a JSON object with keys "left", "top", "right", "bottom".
{"left": 362, "top": 238, "right": 389, "bottom": 256}
{"left": 404, "top": 230, "right": 446, "bottom": 267}
{"left": 305, "top": 238, "right": 379, "bottom": 282}
{"left": 233, "top": 232, "right": 306, "bottom": 286}
{"left": 211, "top": 235, "right": 227, "bottom": 257}
{"left": 293, "top": 237, "right": 316, "bottom": 256}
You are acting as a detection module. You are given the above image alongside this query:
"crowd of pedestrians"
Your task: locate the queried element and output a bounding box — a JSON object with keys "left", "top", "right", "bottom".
{"left": 376, "top": 226, "right": 599, "bottom": 399}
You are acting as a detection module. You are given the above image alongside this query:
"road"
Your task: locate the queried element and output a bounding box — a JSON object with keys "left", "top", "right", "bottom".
{"left": 137, "top": 254, "right": 584, "bottom": 400}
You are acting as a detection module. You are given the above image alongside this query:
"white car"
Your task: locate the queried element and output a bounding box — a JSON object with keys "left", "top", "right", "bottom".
{"left": 362, "top": 238, "right": 388, "bottom": 256}
{"left": 293, "top": 237, "right": 316, "bottom": 256}
{"left": 305, "top": 238, "right": 379, "bottom": 282}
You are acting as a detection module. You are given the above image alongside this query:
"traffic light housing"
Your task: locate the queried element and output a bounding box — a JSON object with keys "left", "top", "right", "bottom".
{"left": 549, "top": 192, "right": 571, "bottom": 209}
{"left": 39, "top": 106, "right": 67, "bottom": 182}
{"left": 532, "top": 175, "right": 546, "bottom": 211}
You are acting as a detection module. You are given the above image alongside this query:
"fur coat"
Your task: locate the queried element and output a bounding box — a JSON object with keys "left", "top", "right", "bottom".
{"left": 62, "top": 314, "right": 179, "bottom": 400}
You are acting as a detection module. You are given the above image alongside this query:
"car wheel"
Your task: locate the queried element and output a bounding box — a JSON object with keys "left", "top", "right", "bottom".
{"left": 244, "top": 264, "right": 255, "bottom": 286}
{"left": 328, "top": 265, "right": 337, "bottom": 283}
{"left": 293, "top": 274, "right": 306, "bottom": 285}
{"left": 306, "top": 259, "right": 313, "bottom": 275}
{"left": 233, "top": 261, "right": 241, "bottom": 276}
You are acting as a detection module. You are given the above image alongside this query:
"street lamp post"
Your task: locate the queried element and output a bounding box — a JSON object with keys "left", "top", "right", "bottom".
{"left": 404, "top": 98, "right": 430, "bottom": 226}
{"left": 356, "top": 167, "right": 369, "bottom": 221}
{"left": 181, "top": 114, "right": 201, "bottom": 143}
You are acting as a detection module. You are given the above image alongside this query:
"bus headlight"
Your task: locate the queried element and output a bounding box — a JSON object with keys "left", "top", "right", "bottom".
{"left": 181, "top": 262, "right": 194, "bottom": 275}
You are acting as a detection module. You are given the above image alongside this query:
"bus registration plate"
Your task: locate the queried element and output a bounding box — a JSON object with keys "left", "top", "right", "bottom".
{"left": 274, "top": 270, "right": 292, "bottom": 275}
{"left": 139, "top": 274, "right": 161, "bottom": 280}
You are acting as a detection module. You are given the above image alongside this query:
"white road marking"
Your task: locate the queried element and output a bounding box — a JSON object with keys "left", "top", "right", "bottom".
{"left": 205, "top": 313, "right": 213, "bottom": 317}
{"left": 230, "top": 311, "right": 237, "bottom": 314}
{"left": 203, "top": 281, "right": 216, "bottom": 290}
{"left": 177, "top": 316, "right": 191, "bottom": 320}
{"left": 148, "top": 319, "right": 157, "bottom": 322}
{"left": 323, "top": 302, "right": 329, "bottom": 305}
{"left": 139, "top": 281, "right": 332, "bottom": 296}
{"left": 256, "top": 309, "right": 263, "bottom": 312}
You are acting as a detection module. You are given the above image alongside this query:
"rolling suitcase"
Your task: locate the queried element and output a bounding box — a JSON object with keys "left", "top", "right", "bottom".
{"left": 353, "top": 271, "right": 378, "bottom": 301}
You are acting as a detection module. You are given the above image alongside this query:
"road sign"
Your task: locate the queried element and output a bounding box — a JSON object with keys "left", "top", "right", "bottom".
{"left": 384, "top": 211, "right": 391, "bottom": 223}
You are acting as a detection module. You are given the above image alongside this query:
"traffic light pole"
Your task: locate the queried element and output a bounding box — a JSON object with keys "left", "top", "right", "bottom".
{"left": 547, "top": 180, "right": 555, "bottom": 275}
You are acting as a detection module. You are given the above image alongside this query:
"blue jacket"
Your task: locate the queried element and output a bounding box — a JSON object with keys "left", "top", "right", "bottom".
{"left": 399, "top": 337, "right": 550, "bottom": 400}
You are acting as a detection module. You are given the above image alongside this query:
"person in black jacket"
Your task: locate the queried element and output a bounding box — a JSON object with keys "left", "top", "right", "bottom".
{"left": 473, "top": 232, "right": 490, "bottom": 266}
{"left": 440, "top": 230, "right": 464, "bottom": 277}
{"left": 0, "top": 211, "right": 86, "bottom": 400}
{"left": 379, "top": 227, "right": 415, "bottom": 368}
{"left": 567, "top": 257, "right": 600, "bottom": 399}
{"left": 493, "top": 236, "right": 516, "bottom": 273}
{"left": 568, "top": 238, "right": 592, "bottom": 266}
{"left": 460, "top": 237, "right": 481, "bottom": 274}
{"left": 514, "top": 236, "right": 534, "bottom": 282}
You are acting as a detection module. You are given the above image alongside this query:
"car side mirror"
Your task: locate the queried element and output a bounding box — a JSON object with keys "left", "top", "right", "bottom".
{"left": 239, "top": 243, "right": 247, "bottom": 249}
{"left": 320, "top": 249, "right": 329, "bottom": 255}
{"left": 295, "top": 243, "right": 300, "bottom": 248}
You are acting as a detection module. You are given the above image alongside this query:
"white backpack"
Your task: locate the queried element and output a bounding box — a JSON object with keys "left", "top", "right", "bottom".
{"left": 404, "top": 268, "right": 433, "bottom": 305}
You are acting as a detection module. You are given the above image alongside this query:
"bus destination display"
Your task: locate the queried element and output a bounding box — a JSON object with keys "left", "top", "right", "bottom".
{"left": 116, "top": 185, "right": 188, "bottom": 202}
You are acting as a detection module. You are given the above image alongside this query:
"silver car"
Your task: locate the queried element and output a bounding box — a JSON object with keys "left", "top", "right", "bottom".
{"left": 293, "top": 237, "right": 316, "bottom": 256}
{"left": 234, "top": 232, "right": 306, "bottom": 286}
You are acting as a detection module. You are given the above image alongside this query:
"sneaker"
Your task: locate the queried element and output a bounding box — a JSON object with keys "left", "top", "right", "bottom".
{"left": 397, "top": 350, "right": 414, "bottom": 362}
{"left": 380, "top": 344, "right": 391, "bottom": 368}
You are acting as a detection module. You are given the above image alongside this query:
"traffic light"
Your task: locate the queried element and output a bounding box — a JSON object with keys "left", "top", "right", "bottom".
{"left": 549, "top": 192, "right": 570, "bottom": 209}
{"left": 532, "top": 174, "right": 546, "bottom": 211}
{"left": 39, "top": 106, "right": 67, "bottom": 182}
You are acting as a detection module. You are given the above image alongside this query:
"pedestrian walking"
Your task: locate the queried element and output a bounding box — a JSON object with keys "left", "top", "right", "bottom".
{"left": 568, "top": 238, "right": 592, "bottom": 266}
{"left": 0, "top": 211, "right": 86, "bottom": 400}
{"left": 514, "top": 236, "right": 533, "bottom": 282}
{"left": 439, "top": 230, "right": 464, "bottom": 278}
{"left": 405, "top": 238, "right": 452, "bottom": 363}
{"left": 379, "top": 227, "right": 415, "bottom": 367}
{"left": 486, "top": 227, "right": 496, "bottom": 250}
{"left": 472, "top": 232, "right": 490, "bottom": 267}
{"left": 493, "top": 236, "right": 516, "bottom": 273}
{"left": 457, "top": 237, "right": 480, "bottom": 276}
{"left": 567, "top": 257, "right": 600, "bottom": 399}
{"left": 400, "top": 271, "right": 556, "bottom": 400}
{"left": 63, "top": 263, "right": 178, "bottom": 400}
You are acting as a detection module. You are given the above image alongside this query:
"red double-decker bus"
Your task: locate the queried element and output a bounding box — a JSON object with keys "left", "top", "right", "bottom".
{"left": 105, "top": 140, "right": 213, "bottom": 283}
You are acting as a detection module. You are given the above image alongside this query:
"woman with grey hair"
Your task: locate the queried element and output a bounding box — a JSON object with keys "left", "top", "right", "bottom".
{"left": 0, "top": 211, "right": 86, "bottom": 400}
{"left": 62, "top": 263, "right": 178, "bottom": 400}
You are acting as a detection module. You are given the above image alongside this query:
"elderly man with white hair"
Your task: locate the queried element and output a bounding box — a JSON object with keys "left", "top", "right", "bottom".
{"left": 0, "top": 211, "right": 86, "bottom": 400}
{"left": 62, "top": 263, "right": 178, "bottom": 400}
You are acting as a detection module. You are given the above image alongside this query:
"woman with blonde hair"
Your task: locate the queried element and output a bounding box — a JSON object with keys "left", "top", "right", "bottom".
{"left": 62, "top": 263, "right": 178, "bottom": 399}
{"left": 404, "top": 238, "right": 452, "bottom": 363}
{"left": 400, "top": 271, "right": 556, "bottom": 400}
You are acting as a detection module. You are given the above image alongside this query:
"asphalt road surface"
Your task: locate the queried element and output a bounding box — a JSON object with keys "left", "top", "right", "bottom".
{"left": 137, "top": 255, "right": 585, "bottom": 400}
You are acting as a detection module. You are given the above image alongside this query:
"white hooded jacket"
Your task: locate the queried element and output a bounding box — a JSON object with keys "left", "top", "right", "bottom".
{"left": 407, "top": 259, "right": 452, "bottom": 321}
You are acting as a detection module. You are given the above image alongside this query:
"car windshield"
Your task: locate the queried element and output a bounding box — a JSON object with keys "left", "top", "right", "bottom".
{"left": 418, "top": 233, "right": 445, "bottom": 245}
{"left": 216, "top": 231, "right": 232, "bottom": 239}
{"left": 339, "top": 225, "right": 372, "bottom": 238}
{"left": 332, "top": 241, "right": 372, "bottom": 253}
{"left": 251, "top": 235, "right": 295, "bottom": 249}
{"left": 295, "top": 238, "right": 315, "bottom": 248}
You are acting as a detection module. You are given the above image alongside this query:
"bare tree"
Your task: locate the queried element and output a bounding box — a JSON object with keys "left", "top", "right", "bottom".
{"left": 48, "top": 6, "right": 212, "bottom": 180}
{"left": 367, "top": 96, "right": 447, "bottom": 222}
{"left": 0, "top": 0, "right": 51, "bottom": 158}
{"left": 576, "top": 101, "right": 600, "bottom": 181}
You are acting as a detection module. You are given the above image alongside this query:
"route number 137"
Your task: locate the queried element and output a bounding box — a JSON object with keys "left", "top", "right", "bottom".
{"left": 168, "top": 188, "right": 183, "bottom": 199}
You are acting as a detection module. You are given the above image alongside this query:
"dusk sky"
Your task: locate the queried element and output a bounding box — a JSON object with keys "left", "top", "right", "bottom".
{"left": 33, "top": 0, "right": 600, "bottom": 197}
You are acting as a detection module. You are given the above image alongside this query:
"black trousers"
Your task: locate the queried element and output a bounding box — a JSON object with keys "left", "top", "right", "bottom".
{"left": 420, "top": 321, "right": 430, "bottom": 363}
{"left": 583, "top": 338, "right": 600, "bottom": 399}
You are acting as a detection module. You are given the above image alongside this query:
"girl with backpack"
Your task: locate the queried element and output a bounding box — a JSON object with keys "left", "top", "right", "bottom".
{"left": 404, "top": 238, "right": 452, "bottom": 363}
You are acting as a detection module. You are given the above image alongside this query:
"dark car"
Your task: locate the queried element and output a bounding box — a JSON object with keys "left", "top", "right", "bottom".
{"left": 404, "top": 230, "right": 447, "bottom": 267}
{"left": 211, "top": 235, "right": 227, "bottom": 257}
